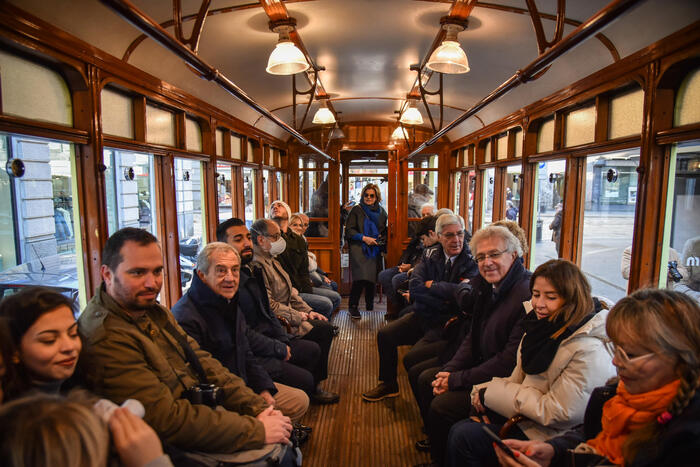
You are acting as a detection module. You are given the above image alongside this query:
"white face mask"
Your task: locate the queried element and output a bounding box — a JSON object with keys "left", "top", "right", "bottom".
{"left": 269, "top": 237, "right": 287, "bottom": 257}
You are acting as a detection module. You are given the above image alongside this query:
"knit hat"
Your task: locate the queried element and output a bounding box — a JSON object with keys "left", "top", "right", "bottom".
{"left": 270, "top": 200, "right": 292, "bottom": 220}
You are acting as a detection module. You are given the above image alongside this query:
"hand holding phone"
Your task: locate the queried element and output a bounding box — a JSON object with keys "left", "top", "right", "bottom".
{"left": 482, "top": 425, "right": 517, "bottom": 459}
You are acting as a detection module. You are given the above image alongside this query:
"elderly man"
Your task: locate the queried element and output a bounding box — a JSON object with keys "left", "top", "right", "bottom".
{"left": 269, "top": 200, "right": 339, "bottom": 319}
{"left": 251, "top": 218, "right": 339, "bottom": 405}
{"left": 171, "top": 242, "right": 309, "bottom": 432}
{"left": 217, "top": 218, "right": 324, "bottom": 401}
{"left": 420, "top": 203, "right": 435, "bottom": 217}
{"left": 78, "top": 228, "right": 294, "bottom": 462}
{"left": 414, "top": 225, "right": 531, "bottom": 464}
{"left": 362, "top": 214, "right": 478, "bottom": 402}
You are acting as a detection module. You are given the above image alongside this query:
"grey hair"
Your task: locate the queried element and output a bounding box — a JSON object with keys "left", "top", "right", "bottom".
{"left": 250, "top": 218, "right": 273, "bottom": 245}
{"left": 196, "top": 242, "right": 240, "bottom": 274}
{"left": 436, "top": 214, "right": 465, "bottom": 235}
{"left": 470, "top": 225, "right": 523, "bottom": 257}
{"left": 420, "top": 203, "right": 435, "bottom": 214}
{"left": 435, "top": 207, "right": 454, "bottom": 218}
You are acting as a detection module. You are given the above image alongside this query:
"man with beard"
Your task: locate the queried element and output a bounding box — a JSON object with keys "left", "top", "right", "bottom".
{"left": 217, "top": 218, "right": 331, "bottom": 404}
{"left": 269, "top": 200, "right": 339, "bottom": 319}
{"left": 78, "top": 228, "right": 294, "bottom": 461}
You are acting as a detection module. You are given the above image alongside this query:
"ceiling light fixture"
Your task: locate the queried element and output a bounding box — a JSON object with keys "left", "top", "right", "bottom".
{"left": 266, "top": 19, "right": 309, "bottom": 75}
{"left": 400, "top": 94, "right": 424, "bottom": 126}
{"left": 312, "top": 95, "right": 336, "bottom": 125}
{"left": 391, "top": 125, "right": 408, "bottom": 140}
{"left": 426, "top": 18, "right": 469, "bottom": 74}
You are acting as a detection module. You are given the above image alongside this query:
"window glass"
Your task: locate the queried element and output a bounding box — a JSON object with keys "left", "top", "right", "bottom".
{"left": 104, "top": 149, "right": 157, "bottom": 235}
{"left": 185, "top": 118, "right": 202, "bottom": 153}
{"left": 174, "top": 158, "right": 205, "bottom": 293}
{"left": 484, "top": 140, "right": 492, "bottom": 163}
{"left": 505, "top": 165, "right": 522, "bottom": 222}
{"left": 299, "top": 171, "right": 329, "bottom": 238}
{"left": 0, "top": 133, "right": 84, "bottom": 310}
{"left": 231, "top": 134, "right": 242, "bottom": 160}
{"left": 530, "top": 159, "right": 566, "bottom": 269}
{"left": 408, "top": 154, "right": 438, "bottom": 168}
{"left": 660, "top": 141, "right": 699, "bottom": 299}
{"left": 565, "top": 105, "right": 595, "bottom": 147}
{"left": 276, "top": 171, "right": 283, "bottom": 203}
{"left": 675, "top": 68, "right": 700, "bottom": 127}
{"left": 408, "top": 170, "right": 437, "bottom": 217}
{"left": 580, "top": 149, "right": 639, "bottom": 302}
{"left": 215, "top": 129, "right": 224, "bottom": 156}
{"left": 145, "top": 104, "right": 175, "bottom": 147}
{"left": 514, "top": 129, "right": 523, "bottom": 158}
{"left": 467, "top": 170, "right": 476, "bottom": 233}
{"left": 263, "top": 169, "right": 271, "bottom": 217}
{"left": 537, "top": 118, "right": 555, "bottom": 153}
{"left": 482, "top": 167, "right": 495, "bottom": 227}
{"left": 453, "top": 172, "right": 462, "bottom": 216}
{"left": 101, "top": 87, "right": 133, "bottom": 138}
{"left": 609, "top": 88, "right": 643, "bottom": 139}
{"left": 496, "top": 134, "right": 508, "bottom": 160}
{"left": 243, "top": 167, "right": 256, "bottom": 228}
{"left": 247, "top": 140, "right": 255, "bottom": 163}
{"left": 216, "top": 163, "right": 233, "bottom": 222}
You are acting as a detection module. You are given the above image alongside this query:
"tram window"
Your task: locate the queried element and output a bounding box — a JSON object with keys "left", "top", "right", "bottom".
{"left": 243, "top": 167, "right": 256, "bottom": 228}
{"left": 467, "top": 170, "right": 476, "bottom": 234}
{"left": 299, "top": 170, "right": 329, "bottom": 238}
{"left": 0, "top": 133, "right": 84, "bottom": 311}
{"left": 408, "top": 169, "right": 437, "bottom": 237}
{"left": 104, "top": 149, "right": 157, "bottom": 235}
{"left": 661, "top": 141, "right": 699, "bottom": 299}
{"left": 216, "top": 163, "right": 234, "bottom": 222}
{"left": 263, "top": 169, "right": 271, "bottom": 216}
{"left": 580, "top": 150, "right": 639, "bottom": 302}
{"left": 505, "top": 165, "right": 522, "bottom": 222}
{"left": 276, "top": 171, "right": 284, "bottom": 203}
{"left": 174, "top": 158, "right": 206, "bottom": 293}
{"left": 530, "top": 159, "right": 567, "bottom": 269}
{"left": 453, "top": 172, "right": 462, "bottom": 216}
{"left": 482, "top": 168, "right": 495, "bottom": 227}
{"left": 408, "top": 154, "right": 438, "bottom": 169}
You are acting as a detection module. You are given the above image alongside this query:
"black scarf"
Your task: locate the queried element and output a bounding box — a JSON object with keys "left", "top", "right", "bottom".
{"left": 520, "top": 308, "right": 595, "bottom": 375}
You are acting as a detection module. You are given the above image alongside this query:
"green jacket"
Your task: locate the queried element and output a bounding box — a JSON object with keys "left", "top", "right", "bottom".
{"left": 78, "top": 284, "right": 268, "bottom": 453}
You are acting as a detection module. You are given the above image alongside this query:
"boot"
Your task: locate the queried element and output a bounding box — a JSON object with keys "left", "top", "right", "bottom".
{"left": 384, "top": 300, "right": 399, "bottom": 320}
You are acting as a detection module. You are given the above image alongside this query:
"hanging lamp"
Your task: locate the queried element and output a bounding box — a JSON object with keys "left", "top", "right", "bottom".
{"left": 400, "top": 95, "right": 424, "bottom": 126}
{"left": 426, "top": 19, "right": 469, "bottom": 74}
{"left": 266, "top": 20, "right": 309, "bottom": 75}
{"left": 312, "top": 95, "right": 336, "bottom": 125}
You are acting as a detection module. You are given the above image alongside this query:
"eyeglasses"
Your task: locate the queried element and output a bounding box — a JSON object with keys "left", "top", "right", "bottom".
{"left": 604, "top": 341, "right": 655, "bottom": 367}
{"left": 265, "top": 233, "right": 282, "bottom": 241}
{"left": 475, "top": 249, "right": 507, "bottom": 263}
{"left": 214, "top": 265, "right": 239, "bottom": 278}
{"left": 441, "top": 230, "right": 465, "bottom": 240}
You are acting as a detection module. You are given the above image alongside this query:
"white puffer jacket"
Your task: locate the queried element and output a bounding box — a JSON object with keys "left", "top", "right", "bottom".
{"left": 472, "top": 309, "right": 615, "bottom": 441}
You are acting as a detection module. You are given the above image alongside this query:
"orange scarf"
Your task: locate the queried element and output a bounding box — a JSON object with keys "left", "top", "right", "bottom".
{"left": 587, "top": 379, "right": 680, "bottom": 465}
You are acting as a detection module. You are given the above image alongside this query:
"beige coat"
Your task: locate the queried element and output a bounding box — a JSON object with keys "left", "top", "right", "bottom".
{"left": 252, "top": 247, "right": 313, "bottom": 337}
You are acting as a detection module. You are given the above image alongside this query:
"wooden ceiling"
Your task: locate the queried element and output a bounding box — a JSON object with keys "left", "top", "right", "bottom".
{"left": 9, "top": 0, "right": 700, "bottom": 143}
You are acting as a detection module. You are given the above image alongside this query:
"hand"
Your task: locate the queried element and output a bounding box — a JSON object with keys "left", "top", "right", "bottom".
{"left": 425, "top": 280, "right": 433, "bottom": 289}
{"left": 109, "top": 408, "right": 164, "bottom": 467}
{"left": 308, "top": 311, "right": 328, "bottom": 321}
{"left": 432, "top": 371, "right": 450, "bottom": 395}
{"left": 256, "top": 406, "right": 292, "bottom": 445}
{"left": 260, "top": 390, "right": 276, "bottom": 406}
{"left": 323, "top": 276, "right": 332, "bottom": 284}
{"left": 401, "top": 291, "right": 410, "bottom": 301}
{"left": 471, "top": 390, "right": 485, "bottom": 413}
{"left": 398, "top": 263, "right": 411, "bottom": 273}
{"left": 285, "top": 345, "right": 292, "bottom": 361}
{"left": 300, "top": 312, "right": 309, "bottom": 321}
{"left": 494, "top": 440, "right": 554, "bottom": 467}
{"left": 362, "top": 236, "right": 378, "bottom": 246}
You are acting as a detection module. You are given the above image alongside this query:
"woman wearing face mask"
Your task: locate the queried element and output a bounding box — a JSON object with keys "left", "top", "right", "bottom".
{"left": 495, "top": 288, "right": 700, "bottom": 467}
{"left": 344, "top": 183, "right": 388, "bottom": 319}
{"left": 446, "top": 260, "right": 615, "bottom": 466}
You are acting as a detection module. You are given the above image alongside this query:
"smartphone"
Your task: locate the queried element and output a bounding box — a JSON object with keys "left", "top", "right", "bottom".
{"left": 482, "top": 425, "right": 516, "bottom": 459}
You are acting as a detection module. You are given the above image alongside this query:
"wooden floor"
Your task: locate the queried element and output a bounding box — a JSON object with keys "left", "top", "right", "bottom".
{"left": 299, "top": 298, "right": 431, "bottom": 467}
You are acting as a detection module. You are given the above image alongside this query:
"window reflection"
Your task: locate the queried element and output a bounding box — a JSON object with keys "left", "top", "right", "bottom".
{"left": 505, "top": 165, "right": 521, "bottom": 222}
{"left": 216, "top": 163, "right": 233, "bottom": 222}
{"left": 299, "top": 170, "right": 329, "bottom": 238}
{"left": 482, "top": 167, "right": 495, "bottom": 226}
{"left": 243, "top": 167, "right": 256, "bottom": 228}
{"left": 531, "top": 160, "right": 566, "bottom": 269}
{"left": 175, "top": 158, "right": 205, "bottom": 293}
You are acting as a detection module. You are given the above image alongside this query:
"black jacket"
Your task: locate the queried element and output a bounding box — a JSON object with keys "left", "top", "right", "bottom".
{"left": 276, "top": 229, "right": 312, "bottom": 293}
{"left": 408, "top": 241, "right": 479, "bottom": 327}
{"left": 399, "top": 236, "right": 424, "bottom": 267}
{"left": 548, "top": 382, "right": 700, "bottom": 467}
{"left": 443, "top": 259, "right": 530, "bottom": 391}
{"left": 172, "top": 272, "right": 276, "bottom": 395}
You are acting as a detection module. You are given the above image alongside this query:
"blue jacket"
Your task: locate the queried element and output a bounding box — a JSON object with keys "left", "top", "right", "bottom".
{"left": 409, "top": 241, "right": 479, "bottom": 327}
{"left": 172, "top": 272, "right": 276, "bottom": 395}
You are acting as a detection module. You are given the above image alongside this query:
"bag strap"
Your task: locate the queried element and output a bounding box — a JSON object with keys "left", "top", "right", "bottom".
{"left": 162, "top": 320, "right": 210, "bottom": 385}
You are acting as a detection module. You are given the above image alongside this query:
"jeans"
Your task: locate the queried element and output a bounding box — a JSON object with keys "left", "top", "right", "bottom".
{"left": 311, "top": 286, "right": 341, "bottom": 313}
{"left": 299, "top": 292, "right": 334, "bottom": 319}
{"left": 445, "top": 418, "right": 527, "bottom": 467}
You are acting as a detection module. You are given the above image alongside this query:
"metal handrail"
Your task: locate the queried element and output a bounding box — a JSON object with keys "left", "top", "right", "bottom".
{"left": 401, "top": 0, "right": 645, "bottom": 160}
{"left": 101, "top": 0, "right": 332, "bottom": 160}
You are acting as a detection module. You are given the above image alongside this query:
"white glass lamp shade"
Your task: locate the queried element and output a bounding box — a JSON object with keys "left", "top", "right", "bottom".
{"left": 391, "top": 126, "right": 408, "bottom": 140}
{"left": 400, "top": 105, "right": 423, "bottom": 126}
{"left": 426, "top": 40, "right": 470, "bottom": 74}
{"left": 266, "top": 41, "right": 310, "bottom": 75}
{"left": 312, "top": 105, "right": 336, "bottom": 125}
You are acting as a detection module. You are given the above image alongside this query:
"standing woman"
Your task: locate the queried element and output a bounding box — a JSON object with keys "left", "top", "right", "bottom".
{"left": 345, "top": 183, "right": 388, "bottom": 319}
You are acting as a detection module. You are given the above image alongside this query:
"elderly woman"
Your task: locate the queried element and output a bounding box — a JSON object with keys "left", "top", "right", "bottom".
{"left": 445, "top": 260, "right": 616, "bottom": 466}
{"left": 413, "top": 225, "right": 532, "bottom": 465}
{"left": 495, "top": 288, "right": 700, "bottom": 467}
{"left": 344, "top": 183, "right": 388, "bottom": 319}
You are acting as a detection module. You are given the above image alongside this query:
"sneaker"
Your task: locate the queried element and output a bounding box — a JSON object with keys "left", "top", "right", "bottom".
{"left": 293, "top": 427, "right": 310, "bottom": 446}
{"left": 349, "top": 306, "right": 361, "bottom": 320}
{"left": 311, "top": 389, "right": 340, "bottom": 404}
{"left": 415, "top": 438, "right": 431, "bottom": 452}
{"left": 361, "top": 382, "right": 399, "bottom": 402}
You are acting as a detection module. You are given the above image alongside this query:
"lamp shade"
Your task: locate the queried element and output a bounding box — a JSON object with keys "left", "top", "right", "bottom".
{"left": 266, "top": 41, "right": 310, "bottom": 75}
{"left": 312, "top": 105, "right": 336, "bottom": 125}
{"left": 400, "top": 105, "right": 423, "bottom": 126}
{"left": 426, "top": 40, "right": 470, "bottom": 74}
{"left": 391, "top": 126, "right": 408, "bottom": 140}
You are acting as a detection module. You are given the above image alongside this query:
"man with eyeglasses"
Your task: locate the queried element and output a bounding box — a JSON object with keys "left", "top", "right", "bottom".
{"left": 362, "top": 214, "right": 478, "bottom": 403}
{"left": 172, "top": 242, "right": 310, "bottom": 438}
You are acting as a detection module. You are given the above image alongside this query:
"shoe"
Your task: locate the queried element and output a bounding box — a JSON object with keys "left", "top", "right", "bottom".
{"left": 311, "top": 389, "right": 340, "bottom": 404}
{"left": 361, "top": 382, "right": 399, "bottom": 402}
{"left": 349, "top": 306, "right": 361, "bottom": 320}
{"left": 415, "top": 438, "right": 431, "bottom": 452}
{"left": 384, "top": 301, "right": 399, "bottom": 320}
{"left": 366, "top": 304, "right": 374, "bottom": 311}
{"left": 292, "top": 427, "right": 309, "bottom": 446}
{"left": 332, "top": 325, "right": 340, "bottom": 336}
{"left": 293, "top": 422, "right": 312, "bottom": 433}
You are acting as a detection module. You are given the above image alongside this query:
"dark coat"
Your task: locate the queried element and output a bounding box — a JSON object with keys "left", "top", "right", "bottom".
{"left": 238, "top": 263, "right": 292, "bottom": 378}
{"left": 172, "top": 272, "right": 276, "bottom": 395}
{"left": 345, "top": 203, "right": 388, "bottom": 282}
{"left": 408, "top": 241, "right": 479, "bottom": 328}
{"left": 399, "top": 236, "right": 424, "bottom": 267}
{"left": 443, "top": 259, "right": 531, "bottom": 391}
{"left": 276, "top": 229, "right": 312, "bottom": 293}
{"left": 548, "top": 382, "right": 700, "bottom": 467}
